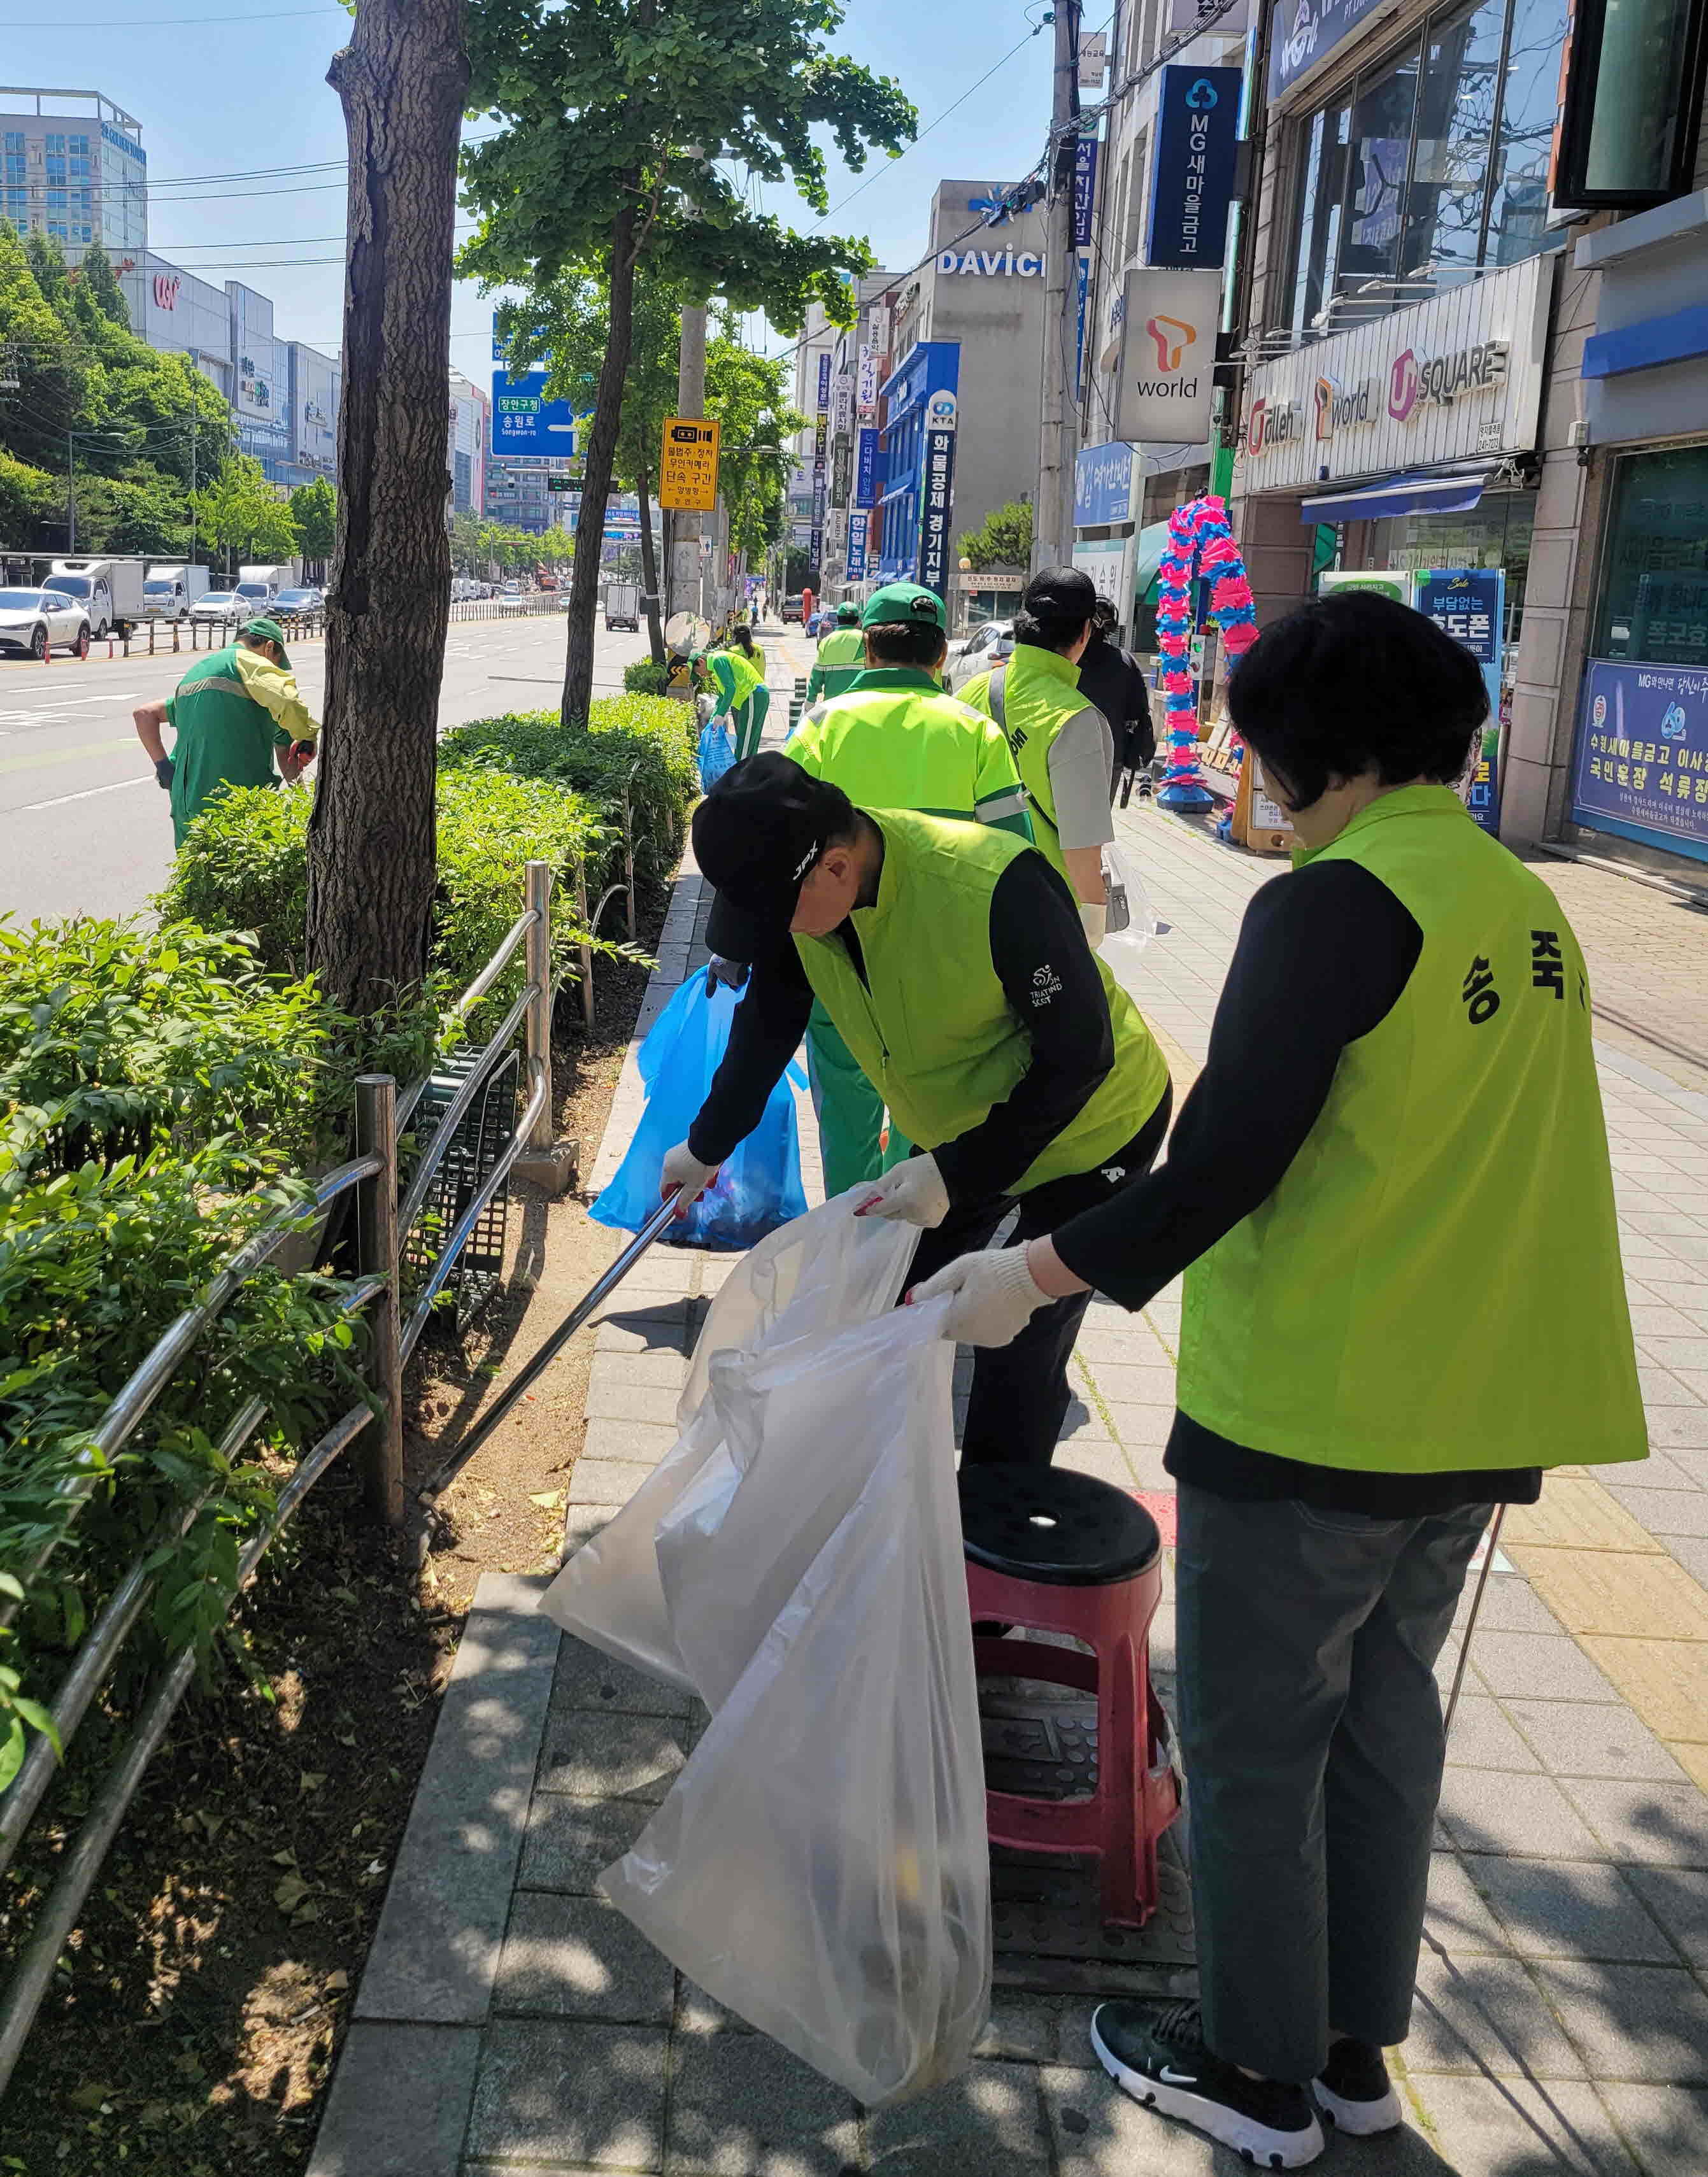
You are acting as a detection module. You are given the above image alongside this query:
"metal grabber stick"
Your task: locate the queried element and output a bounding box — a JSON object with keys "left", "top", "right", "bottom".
{"left": 1443, "top": 1502, "right": 1509, "bottom": 1733}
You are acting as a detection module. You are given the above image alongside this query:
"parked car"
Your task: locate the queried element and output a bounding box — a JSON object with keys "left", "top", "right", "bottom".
{"left": 0, "top": 585, "right": 90, "bottom": 660}
{"left": 190, "top": 590, "right": 248, "bottom": 630}
{"left": 946, "top": 618, "right": 1014, "bottom": 695}
{"left": 274, "top": 586, "right": 325, "bottom": 616}
{"left": 783, "top": 593, "right": 805, "bottom": 623}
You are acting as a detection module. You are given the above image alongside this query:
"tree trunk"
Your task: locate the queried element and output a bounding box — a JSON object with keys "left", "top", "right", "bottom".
{"left": 561, "top": 204, "right": 637, "bottom": 726}
{"left": 306, "top": 0, "right": 469, "bottom": 1014}
{"left": 636, "top": 455, "right": 665, "bottom": 665}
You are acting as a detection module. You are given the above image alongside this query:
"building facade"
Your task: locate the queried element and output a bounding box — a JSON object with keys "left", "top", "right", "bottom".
{"left": 0, "top": 87, "right": 145, "bottom": 254}
{"left": 448, "top": 373, "right": 488, "bottom": 516}
{"left": 486, "top": 455, "right": 577, "bottom": 534}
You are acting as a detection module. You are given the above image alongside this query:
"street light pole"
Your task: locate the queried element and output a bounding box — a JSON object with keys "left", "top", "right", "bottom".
{"left": 669, "top": 302, "right": 708, "bottom": 626}
{"left": 1034, "top": 0, "right": 1081, "bottom": 572}
{"left": 66, "top": 428, "right": 75, "bottom": 553}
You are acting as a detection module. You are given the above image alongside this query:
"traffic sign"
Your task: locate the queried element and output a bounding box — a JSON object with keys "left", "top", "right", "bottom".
{"left": 490, "top": 369, "right": 580, "bottom": 453}
{"left": 659, "top": 416, "right": 720, "bottom": 511}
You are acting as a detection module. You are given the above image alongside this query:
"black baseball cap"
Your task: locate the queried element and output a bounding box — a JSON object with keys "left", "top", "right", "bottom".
{"left": 1023, "top": 565, "right": 1099, "bottom": 623}
{"left": 694, "top": 752, "right": 855, "bottom": 960}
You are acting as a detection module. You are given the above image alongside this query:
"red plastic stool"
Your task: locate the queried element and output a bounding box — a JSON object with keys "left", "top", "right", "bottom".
{"left": 959, "top": 1464, "right": 1179, "bottom": 1929}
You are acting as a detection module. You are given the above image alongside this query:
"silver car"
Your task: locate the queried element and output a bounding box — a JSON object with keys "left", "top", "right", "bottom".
{"left": 946, "top": 618, "right": 1014, "bottom": 695}
{"left": 190, "top": 591, "right": 248, "bottom": 629}
{"left": 0, "top": 586, "right": 90, "bottom": 660}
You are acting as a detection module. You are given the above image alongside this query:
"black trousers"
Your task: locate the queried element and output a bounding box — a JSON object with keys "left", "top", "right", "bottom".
{"left": 903, "top": 1085, "right": 1172, "bottom": 1467}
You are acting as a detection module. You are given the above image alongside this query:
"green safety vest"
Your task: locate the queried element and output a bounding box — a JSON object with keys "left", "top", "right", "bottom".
{"left": 788, "top": 667, "right": 1032, "bottom": 839}
{"left": 963, "top": 646, "right": 1105, "bottom": 883}
{"left": 165, "top": 641, "right": 287, "bottom": 848}
{"left": 807, "top": 625, "right": 867, "bottom": 703}
{"left": 708, "top": 647, "right": 764, "bottom": 714}
{"left": 1177, "top": 786, "right": 1648, "bottom": 1477}
{"left": 794, "top": 809, "right": 1169, "bottom": 1195}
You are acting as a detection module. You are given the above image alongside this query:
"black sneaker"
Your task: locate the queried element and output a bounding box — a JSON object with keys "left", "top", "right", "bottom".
{"left": 1314, "top": 2036, "right": 1404, "bottom": 2136}
{"left": 1090, "top": 1999, "right": 1325, "bottom": 2169}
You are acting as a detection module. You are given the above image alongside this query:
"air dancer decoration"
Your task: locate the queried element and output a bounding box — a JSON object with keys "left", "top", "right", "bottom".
{"left": 1156, "top": 493, "right": 1258, "bottom": 812}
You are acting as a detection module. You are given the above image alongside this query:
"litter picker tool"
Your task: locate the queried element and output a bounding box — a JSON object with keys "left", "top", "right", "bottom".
{"left": 416, "top": 1189, "right": 683, "bottom": 1507}
{"left": 1443, "top": 1503, "right": 1509, "bottom": 1733}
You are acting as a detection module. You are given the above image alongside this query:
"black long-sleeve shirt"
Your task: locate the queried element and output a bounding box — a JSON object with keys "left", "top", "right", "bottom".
{"left": 1076, "top": 634, "right": 1156, "bottom": 769}
{"left": 1054, "top": 858, "right": 1541, "bottom": 1515}
{"left": 688, "top": 850, "right": 1117, "bottom": 1206}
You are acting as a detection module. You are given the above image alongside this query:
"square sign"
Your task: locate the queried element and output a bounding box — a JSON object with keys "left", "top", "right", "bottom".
{"left": 490, "top": 369, "right": 580, "bottom": 453}
{"left": 659, "top": 416, "right": 720, "bottom": 511}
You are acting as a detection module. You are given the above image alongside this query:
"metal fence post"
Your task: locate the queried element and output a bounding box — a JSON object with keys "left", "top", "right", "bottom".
{"left": 524, "top": 861, "right": 555, "bottom": 1151}
{"left": 574, "top": 860, "right": 595, "bottom": 1031}
{"left": 353, "top": 1075, "right": 404, "bottom": 1526}
{"left": 622, "top": 783, "right": 637, "bottom": 940}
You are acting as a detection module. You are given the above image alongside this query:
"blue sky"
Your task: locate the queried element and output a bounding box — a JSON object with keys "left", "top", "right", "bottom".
{"left": 0, "top": 0, "right": 1061, "bottom": 374}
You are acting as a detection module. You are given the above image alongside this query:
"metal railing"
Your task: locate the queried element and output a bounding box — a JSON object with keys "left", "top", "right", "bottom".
{"left": 0, "top": 862, "right": 564, "bottom": 2090}
{"left": 80, "top": 590, "right": 565, "bottom": 661}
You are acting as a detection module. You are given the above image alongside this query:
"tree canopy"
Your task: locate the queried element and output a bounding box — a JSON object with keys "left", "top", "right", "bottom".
{"left": 960, "top": 499, "right": 1034, "bottom": 572}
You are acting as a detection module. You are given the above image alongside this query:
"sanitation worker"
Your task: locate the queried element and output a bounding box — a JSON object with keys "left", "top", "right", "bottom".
{"left": 804, "top": 599, "right": 865, "bottom": 705}
{"left": 705, "top": 634, "right": 769, "bottom": 761}
{"left": 960, "top": 566, "right": 1117, "bottom": 941}
{"left": 662, "top": 751, "right": 1172, "bottom": 1470}
{"left": 783, "top": 579, "right": 1032, "bottom": 1195}
{"left": 132, "top": 615, "right": 318, "bottom": 849}
{"left": 912, "top": 590, "right": 1648, "bottom": 2171}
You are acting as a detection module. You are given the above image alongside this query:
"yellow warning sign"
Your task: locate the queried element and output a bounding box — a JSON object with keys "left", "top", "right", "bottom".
{"left": 659, "top": 416, "right": 720, "bottom": 511}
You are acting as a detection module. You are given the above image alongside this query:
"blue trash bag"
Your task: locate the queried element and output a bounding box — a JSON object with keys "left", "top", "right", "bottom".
{"left": 590, "top": 972, "right": 808, "bottom": 1251}
{"left": 697, "top": 715, "right": 736, "bottom": 790}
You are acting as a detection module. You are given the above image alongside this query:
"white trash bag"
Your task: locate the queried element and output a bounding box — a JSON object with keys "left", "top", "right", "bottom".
{"left": 537, "top": 1191, "right": 916, "bottom": 1693}
{"left": 601, "top": 1294, "right": 991, "bottom": 2107}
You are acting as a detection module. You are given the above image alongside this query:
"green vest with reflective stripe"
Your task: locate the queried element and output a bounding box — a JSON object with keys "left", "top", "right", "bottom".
{"left": 166, "top": 641, "right": 281, "bottom": 844}
{"left": 794, "top": 809, "right": 1169, "bottom": 1195}
{"left": 809, "top": 625, "right": 867, "bottom": 700}
{"left": 1178, "top": 786, "right": 1647, "bottom": 1476}
{"left": 788, "top": 669, "right": 1032, "bottom": 838}
{"left": 962, "top": 644, "right": 1100, "bottom": 882}
{"left": 708, "top": 646, "right": 764, "bottom": 713}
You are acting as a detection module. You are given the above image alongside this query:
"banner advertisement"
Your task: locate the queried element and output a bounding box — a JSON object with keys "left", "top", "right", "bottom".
{"left": 817, "top": 353, "right": 832, "bottom": 409}
{"left": 1147, "top": 66, "right": 1242, "bottom": 270}
{"left": 916, "top": 391, "right": 959, "bottom": 600}
{"left": 833, "top": 375, "right": 855, "bottom": 438}
{"left": 1114, "top": 267, "right": 1221, "bottom": 443}
{"left": 857, "top": 344, "right": 881, "bottom": 415}
{"left": 1572, "top": 660, "right": 1708, "bottom": 867}
{"left": 1417, "top": 569, "right": 1505, "bottom": 833}
{"left": 855, "top": 426, "right": 881, "bottom": 508}
{"left": 1074, "top": 134, "right": 1100, "bottom": 249}
{"left": 847, "top": 517, "right": 869, "bottom": 584}
{"left": 1074, "top": 440, "right": 1140, "bottom": 527}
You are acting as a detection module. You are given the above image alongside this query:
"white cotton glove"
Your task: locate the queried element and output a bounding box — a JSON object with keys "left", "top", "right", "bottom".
{"left": 660, "top": 1140, "right": 719, "bottom": 1214}
{"left": 908, "top": 1246, "right": 1053, "bottom": 1348}
{"left": 855, "top": 1152, "right": 951, "bottom": 1230}
{"left": 1078, "top": 898, "right": 1108, "bottom": 949}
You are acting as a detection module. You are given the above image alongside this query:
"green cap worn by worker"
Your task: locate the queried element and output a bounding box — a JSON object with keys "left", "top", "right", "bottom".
{"left": 960, "top": 565, "right": 1117, "bottom": 945}
{"left": 782, "top": 578, "right": 1035, "bottom": 1196}
{"left": 806, "top": 600, "right": 867, "bottom": 706}
{"left": 133, "top": 618, "right": 319, "bottom": 848}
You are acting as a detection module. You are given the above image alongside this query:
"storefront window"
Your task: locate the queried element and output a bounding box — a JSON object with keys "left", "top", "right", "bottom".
{"left": 1403, "top": 0, "right": 1505, "bottom": 279}
{"left": 1283, "top": 0, "right": 1569, "bottom": 330}
{"left": 1342, "top": 41, "right": 1420, "bottom": 288}
{"left": 1367, "top": 492, "right": 1535, "bottom": 646}
{"left": 1593, "top": 446, "right": 1708, "bottom": 668}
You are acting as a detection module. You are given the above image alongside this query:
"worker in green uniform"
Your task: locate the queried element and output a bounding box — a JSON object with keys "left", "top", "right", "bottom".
{"left": 914, "top": 591, "right": 1647, "bottom": 2171}
{"left": 961, "top": 566, "right": 1116, "bottom": 944}
{"left": 131, "top": 616, "right": 318, "bottom": 848}
{"left": 705, "top": 636, "right": 769, "bottom": 762}
{"left": 661, "top": 751, "right": 1173, "bottom": 1474}
{"left": 784, "top": 579, "right": 1032, "bottom": 1195}
{"left": 804, "top": 600, "right": 865, "bottom": 704}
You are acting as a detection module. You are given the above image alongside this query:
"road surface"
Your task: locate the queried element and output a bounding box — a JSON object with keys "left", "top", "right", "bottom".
{"left": 0, "top": 608, "right": 744, "bottom": 926}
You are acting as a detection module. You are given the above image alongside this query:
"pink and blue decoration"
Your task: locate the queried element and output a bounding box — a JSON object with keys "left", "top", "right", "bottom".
{"left": 1155, "top": 494, "right": 1258, "bottom": 812}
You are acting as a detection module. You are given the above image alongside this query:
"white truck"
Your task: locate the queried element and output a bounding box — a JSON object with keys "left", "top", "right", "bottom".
{"left": 604, "top": 579, "right": 641, "bottom": 633}
{"left": 46, "top": 557, "right": 148, "bottom": 640}
{"left": 144, "top": 564, "right": 211, "bottom": 621}
{"left": 235, "top": 562, "right": 299, "bottom": 614}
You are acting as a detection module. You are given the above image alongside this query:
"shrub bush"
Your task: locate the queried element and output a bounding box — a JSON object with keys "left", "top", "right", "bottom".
{"left": 623, "top": 656, "right": 670, "bottom": 697}
{"left": 0, "top": 917, "right": 438, "bottom": 1175}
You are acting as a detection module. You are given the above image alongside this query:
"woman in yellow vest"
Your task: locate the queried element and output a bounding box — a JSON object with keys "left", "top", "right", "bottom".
{"left": 960, "top": 566, "right": 1118, "bottom": 942}
{"left": 916, "top": 591, "right": 1648, "bottom": 2170}
{"left": 659, "top": 751, "right": 1172, "bottom": 1472}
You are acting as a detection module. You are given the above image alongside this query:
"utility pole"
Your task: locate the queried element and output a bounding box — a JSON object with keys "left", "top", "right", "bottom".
{"left": 67, "top": 429, "right": 76, "bottom": 552}
{"left": 669, "top": 302, "right": 708, "bottom": 626}
{"left": 1034, "top": 0, "right": 1081, "bottom": 573}
{"left": 189, "top": 404, "right": 198, "bottom": 569}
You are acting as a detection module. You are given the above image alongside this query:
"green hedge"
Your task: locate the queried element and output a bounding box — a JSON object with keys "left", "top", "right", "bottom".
{"left": 623, "top": 656, "right": 671, "bottom": 697}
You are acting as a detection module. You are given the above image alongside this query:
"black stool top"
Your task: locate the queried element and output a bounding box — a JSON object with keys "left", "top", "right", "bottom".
{"left": 958, "top": 1464, "right": 1162, "bottom": 1587}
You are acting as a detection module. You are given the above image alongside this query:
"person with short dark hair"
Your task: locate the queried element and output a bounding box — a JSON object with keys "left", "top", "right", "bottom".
{"left": 1078, "top": 596, "right": 1156, "bottom": 797}
{"left": 960, "top": 566, "right": 1117, "bottom": 942}
{"left": 659, "top": 750, "right": 1173, "bottom": 1470}
{"left": 913, "top": 588, "right": 1646, "bottom": 2169}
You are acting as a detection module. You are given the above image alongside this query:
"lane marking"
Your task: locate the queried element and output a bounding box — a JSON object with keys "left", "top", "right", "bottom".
{"left": 0, "top": 735, "right": 138, "bottom": 776}
{"left": 13, "top": 774, "right": 153, "bottom": 815}
{"left": 0, "top": 690, "right": 145, "bottom": 717}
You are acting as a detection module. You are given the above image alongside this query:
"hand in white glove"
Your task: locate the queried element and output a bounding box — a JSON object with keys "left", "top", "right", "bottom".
{"left": 660, "top": 1140, "right": 719, "bottom": 1216}
{"left": 854, "top": 1151, "right": 951, "bottom": 1230}
{"left": 907, "top": 1245, "right": 1052, "bottom": 1348}
{"left": 1078, "top": 898, "right": 1108, "bottom": 950}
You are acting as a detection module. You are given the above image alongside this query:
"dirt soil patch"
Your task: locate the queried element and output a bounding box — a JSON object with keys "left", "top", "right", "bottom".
{"left": 0, "top": 911, "right": 664, "bottom": 2174}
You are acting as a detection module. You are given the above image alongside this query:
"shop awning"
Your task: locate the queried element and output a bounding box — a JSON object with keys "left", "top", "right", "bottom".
{"left": 1300, "top": 471, "right": 1490, "bottom": 525}
{"left": 1133, "top": 522, "right": 1174, "bottom": 593}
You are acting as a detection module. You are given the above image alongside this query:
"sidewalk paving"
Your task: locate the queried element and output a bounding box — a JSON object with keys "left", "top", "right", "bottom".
{"left": 310, "top": 698, "right": 1708, "bottom": 2177}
